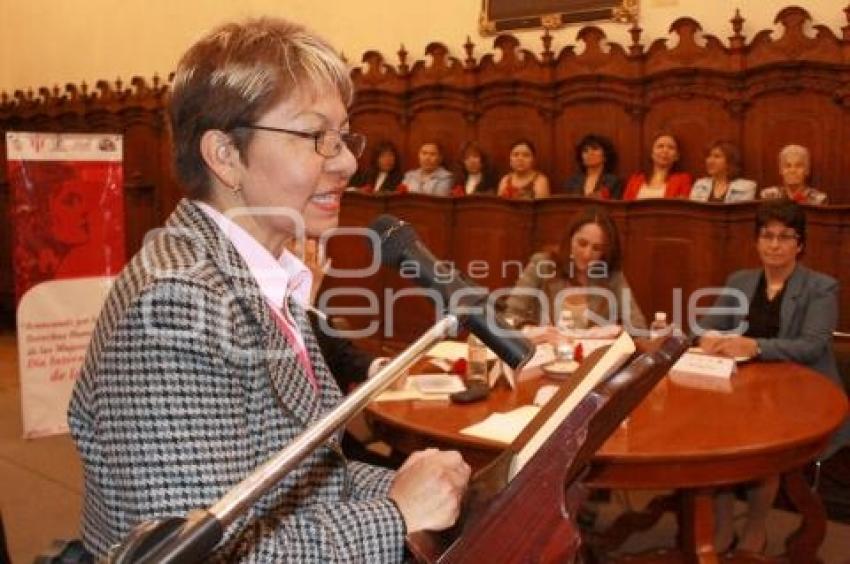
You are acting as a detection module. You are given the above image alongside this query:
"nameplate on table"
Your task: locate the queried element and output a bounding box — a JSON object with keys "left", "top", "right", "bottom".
{"left": 671, "top": 351, "right": 736, "bottom": 380}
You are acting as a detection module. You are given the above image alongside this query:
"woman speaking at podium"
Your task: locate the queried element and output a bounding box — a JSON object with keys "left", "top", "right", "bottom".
{"left": 67, "top": 18, "right": 469, "bottom": 562}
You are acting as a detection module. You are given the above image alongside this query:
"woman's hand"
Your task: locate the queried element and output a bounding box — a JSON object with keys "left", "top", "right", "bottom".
{"left": 389, "top": 449, "right": 471, "bottom": 533}
{"left": 700, "top": 333, "right": 758, "bottom": 358}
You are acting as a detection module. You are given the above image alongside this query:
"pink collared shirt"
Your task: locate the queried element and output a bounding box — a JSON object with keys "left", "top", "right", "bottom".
{"left": 194, "top": 201, "right": 313, "bottom": 353}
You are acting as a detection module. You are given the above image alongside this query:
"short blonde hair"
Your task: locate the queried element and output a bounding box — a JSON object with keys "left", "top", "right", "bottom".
{"left": 169, "top": 18, "right": 353, "bottom": 198}
{"left": 778, "top": 144, "right": 810, "bottom": 173}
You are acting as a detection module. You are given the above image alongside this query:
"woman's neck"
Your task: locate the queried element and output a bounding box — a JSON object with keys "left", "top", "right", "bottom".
{"left": 204, "top": 193, "right": 289, "bottom": 258}
{"left": 513, "top": 169, "right": 534, "bottom": 181}
{"left": 585, "top": 165, "right": 603, "bottom": 177}
{"left": 764, "top": 263, "right": 796, "bottom": 288}
{"left": 572, "top": 269, "right": 590, "bottom": 287}
{"left": 650, "top": 166, "right": 670, "bottom": 186}
{"left": 711, "top": 175, "right": 729, "bottom": 197}
{"left": 784, "top": 183, "right": 805, "bottom": 195}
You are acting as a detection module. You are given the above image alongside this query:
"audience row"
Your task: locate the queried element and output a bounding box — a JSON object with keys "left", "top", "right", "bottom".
{"left": 349, "top": 134, "right": 829, "bottom": 205}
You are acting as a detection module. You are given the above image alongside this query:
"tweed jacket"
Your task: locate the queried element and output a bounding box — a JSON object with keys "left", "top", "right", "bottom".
{"left": 503, "top": 252, "right": 647, "bottom": 332}
{"left": 68, "top": 199, "right": 405, "bottom": 562}
{"left": 698, "top": 265, "right": 849, "bottom": 454}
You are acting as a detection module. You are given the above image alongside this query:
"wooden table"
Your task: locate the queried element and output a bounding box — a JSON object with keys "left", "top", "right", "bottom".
{"left": 367, "top": 362, "right": 848, "bottom": 563}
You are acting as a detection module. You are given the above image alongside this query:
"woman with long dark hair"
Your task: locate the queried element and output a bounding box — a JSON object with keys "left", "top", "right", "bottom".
{"left": 452, "top": 141, "right": 497, "bottom": 195}
{"left": 504, "top": 206, "right": 646, "bottom": 332}
{"left": 351, "top": 141, "right": 403, "bottom": 193}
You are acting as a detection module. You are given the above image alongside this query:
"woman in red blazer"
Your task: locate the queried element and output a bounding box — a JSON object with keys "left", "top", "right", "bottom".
{"left": 622, "top": 132, "right": 692, "bottom": 199}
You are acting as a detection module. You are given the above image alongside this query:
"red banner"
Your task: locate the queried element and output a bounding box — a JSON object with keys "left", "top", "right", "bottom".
{"left": 6, "top": 132, "right": 124, "bottom": 437}
{"left": 7, "top": 132, "right": 125, "bottom": 302}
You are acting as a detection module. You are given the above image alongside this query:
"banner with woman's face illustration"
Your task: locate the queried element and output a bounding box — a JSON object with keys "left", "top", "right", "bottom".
{"left": 6, "top": 132, "right": 124, "bottom": 438}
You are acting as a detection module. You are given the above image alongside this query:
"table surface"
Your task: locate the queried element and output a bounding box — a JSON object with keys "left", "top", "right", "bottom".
{"left": 370, "top": 358, "right": 849, "bottom": 561}
{"left": 367, "top": 361, "right": 848, "bottom": 472}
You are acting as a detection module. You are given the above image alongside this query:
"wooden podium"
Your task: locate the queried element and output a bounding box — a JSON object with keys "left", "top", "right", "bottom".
{"left": 405, "top": 335, "right": 689, "bottom": 563}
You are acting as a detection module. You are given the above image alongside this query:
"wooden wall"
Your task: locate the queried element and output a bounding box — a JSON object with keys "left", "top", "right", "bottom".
{"left": 350, "top": 6, "right": 850, "bottom": 200}
{"left": 0, "top": 5, "right": 849, "bottom": 325}
{"left": 324, "top": 193, "right": 850, "bottom": 351}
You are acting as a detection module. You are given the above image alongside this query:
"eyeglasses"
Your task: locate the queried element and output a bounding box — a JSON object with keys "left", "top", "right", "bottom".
{"left": 758, "top": 230, "right": 799, "bottom": 243}
{"left": 234, "top": 124, "right": 366, "bottom": 158}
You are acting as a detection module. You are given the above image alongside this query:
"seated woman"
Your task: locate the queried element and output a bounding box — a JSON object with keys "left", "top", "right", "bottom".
{"left": 503, "top": 206, "right": 646, "bottom": 333}
{"left": 563, "top": 134, "right": 622, "bottom": 199}
{"left": 497, "top": 139, "right": 550, "bottom": 199}
{"left": 623, "top": 132, "right": 692, "bottom": 200}
{"left": 760, "top": 144, "right": 828, "bottom": 204}
{"left": 452, "top": 141, "right": 497, "bottom": 196}
{"left": 401, "top": 141, "right": 453, "bottom": 196}
{"left": 350, "top": 141, "right": 403, "bottom": 193}
{"left": 697, "top": 199, "right": 848, "bottom": 554}
{"left": 689, "top": 140, "right": 756, "bottom": 203}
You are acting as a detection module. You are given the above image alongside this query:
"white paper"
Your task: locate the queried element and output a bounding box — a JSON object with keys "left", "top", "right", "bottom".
{"left": 373, "top": 387, "right": 451, "bottom": 402}
{"left": 459, "top": 405, "right": 541, "bottom": 444}
{"left": 408, "top": 374, "right": 466, "bottom": 394}
{"left": 533, "top": 384, "right": 559, "bottom": 406}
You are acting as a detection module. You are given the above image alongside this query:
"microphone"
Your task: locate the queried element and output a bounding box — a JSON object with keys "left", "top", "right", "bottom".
{"left": 370, "top": 214, "right": 533, "bottom": 370}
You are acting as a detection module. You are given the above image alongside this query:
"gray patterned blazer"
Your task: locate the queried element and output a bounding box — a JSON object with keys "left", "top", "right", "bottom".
{"left": 68, "top": 199, "right": 405, "bottom": 562}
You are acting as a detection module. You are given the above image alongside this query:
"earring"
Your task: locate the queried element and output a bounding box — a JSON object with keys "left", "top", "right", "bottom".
{"left": 230, "top": 183, "right": 243, "bottom": 197}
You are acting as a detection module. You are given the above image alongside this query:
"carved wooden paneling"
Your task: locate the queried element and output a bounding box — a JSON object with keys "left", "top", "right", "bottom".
{"left": 743, "top": 93, "right": 844, "bottom": 191}
{"left": 643, "top": 18, "right": 731, "bottom": 74}
{"left": 324, "top": 194, "right": 388, "bottom": 336}
{"left": 554, "top": 26, "right": 637, "bottom": 80}
{"left": 747, "top": 7, "right": 844, "bottom": 67}
{"left": 453, "top": 196, "right": 536, "bottom": 290}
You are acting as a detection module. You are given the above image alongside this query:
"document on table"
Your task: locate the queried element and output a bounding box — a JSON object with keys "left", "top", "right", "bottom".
{"left": 459, "top": 405, "right": 541, "bottom": 444}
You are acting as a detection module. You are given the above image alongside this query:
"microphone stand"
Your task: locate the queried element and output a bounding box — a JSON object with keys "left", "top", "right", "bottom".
{"left": 107, "top": 315, "right": 461, "bottom": 564}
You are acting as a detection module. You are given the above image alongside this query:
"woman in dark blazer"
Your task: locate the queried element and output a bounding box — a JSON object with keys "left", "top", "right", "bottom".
{"left": 452, "top": 141, "right": 498, "bottom": 196}
{"left": 697, "top": 200, "right": 848, "bottom": 555}
{"left": 563, "top": 134, "right": 622, "bottom": 199}
{"left": 350, "top": 141, "right": 403, "bottom": 193}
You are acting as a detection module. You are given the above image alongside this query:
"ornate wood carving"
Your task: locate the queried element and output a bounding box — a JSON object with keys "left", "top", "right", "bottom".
{"left": 1, "top": 5, "right": 850, "bottom": 324}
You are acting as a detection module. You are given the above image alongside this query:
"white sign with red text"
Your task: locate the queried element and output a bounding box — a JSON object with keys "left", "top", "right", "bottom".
{"left": 17, "top": 277, "right": 112, "bottom": 438}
